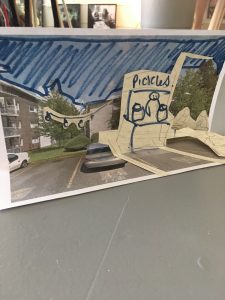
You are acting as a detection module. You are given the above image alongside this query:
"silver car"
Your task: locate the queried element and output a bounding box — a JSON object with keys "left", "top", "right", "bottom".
{"left": 81, "top": 143, "right": 126, "bottom": 172}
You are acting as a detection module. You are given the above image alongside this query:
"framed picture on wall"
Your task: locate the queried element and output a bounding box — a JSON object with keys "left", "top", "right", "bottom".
{"left": 59, "top": 4, "right": 81, "bottom": 28}
{"left": 88, "top": 4, "right": 117, "bottom": 29}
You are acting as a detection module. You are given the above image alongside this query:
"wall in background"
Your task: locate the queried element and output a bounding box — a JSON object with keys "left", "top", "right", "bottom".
{"left": 141, "top": 0, "right": 195, "bottom": 29}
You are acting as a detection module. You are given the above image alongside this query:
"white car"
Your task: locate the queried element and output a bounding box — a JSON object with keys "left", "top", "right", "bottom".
{"left": 8, "top": 152, "right": 30, "bottom": 172}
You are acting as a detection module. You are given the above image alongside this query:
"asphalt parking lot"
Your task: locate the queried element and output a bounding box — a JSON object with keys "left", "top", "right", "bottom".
{"left": 10, "top": 155, "right": 150, "bottom": 202}
{"left": 10, "top": 138, "right": 218, "bottom": 203}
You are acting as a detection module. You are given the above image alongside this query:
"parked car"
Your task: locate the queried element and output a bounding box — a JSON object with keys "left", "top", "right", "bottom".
{"left": 7, "top": 152, "right": 30, "bottom": 172}
{"left": 81, "top": 143, "right": 126, "bottom": 172}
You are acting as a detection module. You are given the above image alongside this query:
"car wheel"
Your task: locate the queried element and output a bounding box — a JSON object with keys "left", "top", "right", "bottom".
{"left": 21, "top": 160, "right": 28, "bottom": 168}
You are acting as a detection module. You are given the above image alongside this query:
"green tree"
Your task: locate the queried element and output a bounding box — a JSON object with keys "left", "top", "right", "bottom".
{"left": 170, "top": 60, "right": 218, "bottom": 119}
{"left": 198, "top": 60, "right": 218, "bottom": 95}
{"left": 39, "top": 91, "right": 80, "bottom": 146}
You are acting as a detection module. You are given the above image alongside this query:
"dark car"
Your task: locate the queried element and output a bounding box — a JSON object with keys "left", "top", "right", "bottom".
{"left": 81, "top": 143, "right": 126, "bottom": 172}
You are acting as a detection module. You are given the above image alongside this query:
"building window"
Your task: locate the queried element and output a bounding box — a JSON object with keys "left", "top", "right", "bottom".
{"left": 20, "top": 139, "right": 23, "bottom": 146}
{"left": 29, "top": 105, "right": 38, "bottom": 113}
{"left": 0, "top": 97, "right": 4, "bottom": 108}
{"left": 6, "top": 98, "right": 15, "bottom": 106}
{"left": 18, "top": 121, "right": 22, "bottom": 128}
{"left": 8, "top": 154, "right": 18, "bottom": 163}
{"left": 30, "top": 122, "right": 38, "bottom": 128}
{"left": 7, "top": 119, "right": 16, "bottom": 128}
{"left": 32, "top": 138, "right": 39, "bottom": 144}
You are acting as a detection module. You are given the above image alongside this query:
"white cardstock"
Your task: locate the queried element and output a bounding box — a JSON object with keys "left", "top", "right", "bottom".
{"left": 1, "top": 28, "right": 225, "bottom": 209}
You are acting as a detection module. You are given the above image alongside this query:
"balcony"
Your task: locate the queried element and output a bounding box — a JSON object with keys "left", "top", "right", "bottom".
{"left": 6, "top": 147, "right": 20, "bottom": 153}
{"left": 3, "top": 127, "right": 20, "bottom": 138}
{"left": 0, "top": 105, "right": 19, "bottom": 116}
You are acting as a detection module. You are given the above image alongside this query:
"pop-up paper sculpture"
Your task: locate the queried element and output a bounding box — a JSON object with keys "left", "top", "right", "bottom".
{"left": 1, "top": 30, "right": 225, "bottom": 209}
{"left": 99, "top": 52, "right": 225, "bottom": 174}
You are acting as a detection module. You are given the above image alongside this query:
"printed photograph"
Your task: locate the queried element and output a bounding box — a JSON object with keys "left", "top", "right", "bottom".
{"left": 1, "top": 32, "right": 225, "bottom": 208}
{"left": 59, "top": 4, "right": 81, "bottom": 28}
{"left": 88, "top": 4, "right": 116, "bottom": 28}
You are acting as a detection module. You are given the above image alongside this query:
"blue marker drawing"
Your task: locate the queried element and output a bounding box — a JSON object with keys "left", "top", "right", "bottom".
{"left": 124, "top": 90, "right": 170, "bottom": 150}
{"left": 0, "top": 35, "right": 224, "bottom": 105}
{"left": 116, "top": 52, "right": 211, "bottom": 153}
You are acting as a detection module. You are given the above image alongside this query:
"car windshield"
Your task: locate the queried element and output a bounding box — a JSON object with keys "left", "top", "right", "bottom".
{"left": 86, "top": 144, "right": 111, "bottom": 155}
{"left": 8, "top": 154, "right": 18, "bottom": 163}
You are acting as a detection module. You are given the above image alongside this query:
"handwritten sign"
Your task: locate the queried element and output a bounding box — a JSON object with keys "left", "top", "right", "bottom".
{"left": 116, "top": 70, "right": 174, "bottom": 152}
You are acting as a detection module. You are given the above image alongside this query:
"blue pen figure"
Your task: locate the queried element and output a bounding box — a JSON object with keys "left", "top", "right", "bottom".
{"left": 145, "top": 91, "right": 168, "bottom": 123}
{"left": 157, "top": 103, "right": 168, "bottom": 122}
{"left": 132, "top": 102, "right": 145, "bottom": 124}
{"left": 130, "top": 102, "right": 145, "bottom": 150}
{"left": 129, "top": 92, "right": 169, "bottom": 150}
{"left": 118, "top": 53, "right": 211, "bottom": 154}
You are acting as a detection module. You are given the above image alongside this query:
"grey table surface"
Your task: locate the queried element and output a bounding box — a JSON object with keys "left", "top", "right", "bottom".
{"left": 1, "top": 165, "right": 225, "bottom": 300}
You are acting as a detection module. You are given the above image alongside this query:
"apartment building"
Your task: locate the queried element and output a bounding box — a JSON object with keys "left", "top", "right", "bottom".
{"left": 0, "top": 81, "right": 41, "bottom": 153}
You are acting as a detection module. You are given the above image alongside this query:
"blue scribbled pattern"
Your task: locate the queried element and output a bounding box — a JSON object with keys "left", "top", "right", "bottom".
{"left": 0, "top": 35, "right": 225, "bottom": 105}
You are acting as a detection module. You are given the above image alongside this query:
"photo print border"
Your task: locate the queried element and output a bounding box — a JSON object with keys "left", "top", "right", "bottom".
{"left": 1, "top": 28, "right": 225, "bottom": 209}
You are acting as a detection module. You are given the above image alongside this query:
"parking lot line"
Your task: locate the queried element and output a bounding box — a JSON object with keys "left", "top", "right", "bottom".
{"left": 11, "top": 166, "right": 32, "bottom": 179}
{"left": 67, "top": 156, "right": 83, "bottom": 189}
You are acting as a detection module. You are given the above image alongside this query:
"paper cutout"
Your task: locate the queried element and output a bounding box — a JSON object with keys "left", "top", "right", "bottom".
{"left": 162, "top": 146, "right": 225, "bottom": 164}
{"left": 209, "top": 61, "right": 225, "bottom": 135}
{"left": 43, "top": 106, "right": 91, "bottom": 129}
{"left": 100, "top": 53, "right": 211, "bottom": 153}
{"left": 43, "top": 101, "right": 112, "bottom": 129}
{"left": 171, "top": 108, "right": 209, "bottom": 132}
{"left": 99, "top": 51, "right": 225, "bottom": 174}
{"left": 195, "top": 110, "right": 209, "bottom": 131}
{"left": 2, "top": 31, "right": 225, "bottom": 210}
{"left": 172, "top": 107, "right": 196, "bottom": 130}
{"left": 115, "top": 53, "right": 211, "bottom": 153}
{"left": 172, "top": 128, "right": 225, "bottom": 157}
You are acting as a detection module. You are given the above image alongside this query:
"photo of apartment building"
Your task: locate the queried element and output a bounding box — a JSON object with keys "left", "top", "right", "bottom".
{"left": 0, "top": 81, "right": 41, "bottom": 153}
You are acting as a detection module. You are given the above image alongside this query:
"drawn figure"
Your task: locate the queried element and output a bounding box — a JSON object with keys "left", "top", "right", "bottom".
{"left": 131, "top": 102, "right": 145, "bottom": 124}
{"left": 157, "top": 103, "right": 168, "bottom": 122}
{"left": 129, "top": 102, "right": 145, "bottom": 149}
{"left": 145, "top": 92, "right": 168, "bottom": 123}
{"left": 113, "top": 52, "right": 212, "bottom": 154}
{"left": 124, "top": 91, "right": 170, "bottom": 150}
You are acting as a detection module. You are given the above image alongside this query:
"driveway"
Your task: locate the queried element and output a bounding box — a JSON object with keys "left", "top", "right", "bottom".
{"left": 10, "top": 155, "right": 150, "bottom": 202}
